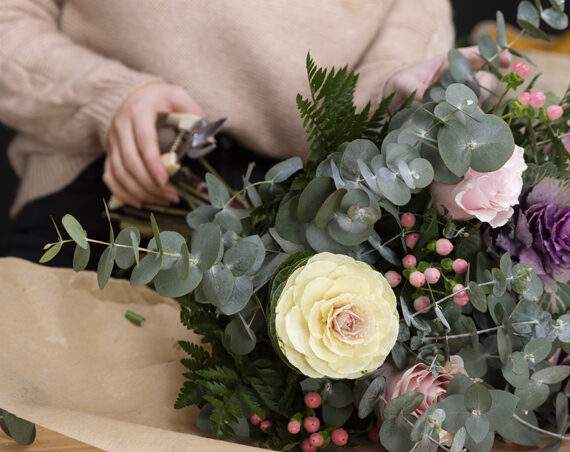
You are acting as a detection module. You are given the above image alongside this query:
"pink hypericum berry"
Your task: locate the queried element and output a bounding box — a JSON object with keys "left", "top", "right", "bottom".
{"left": 518, "top": 92, "right": 531, "bottom": 105}
{"left": 454, "top": 294, "right": 470, "bottom": 306}
{"left": 424, "top": 268, "right": 441, "bottom": 284}
{"left": 331, "top": 428, "right": 349, "bottom": 446}
{"left": 303, "top": 416, "right": 320, "bottom": 433}
{"left": 368, "top": 425, "right": 380, "bottom": 443}
{"left": 410, "top": 271, "right": 426, "bottom": 288}
{"left": 250, "top": 413, "right": 261, "bottom": 425}
{"left": 405, "top": 232, "right": 420, "bottom": 249}
{"left": 435, "top": 239, "right": 453, "bottom": 256}
{"left": 413, "top": 296, "right": 431, "bottom": 314}
{"left": 260, "top": 420, "right": 271, "bottom": 433}
{"left": 304, "top": 392, "right": 321, "bottom": 409}
{"left": 400, "top": 212, "right": 416, "bottom": 228}
{"left": 452, "top": 283, "right": 466, "bottom": 295}
{"left": 301, "top": 439, "right": 317, "bottom": 452}
{"left": 385, "top": 270, "right": 402, "bottom": 288}
{"left": 309, "top": 433, "right": 324, "bottom": 448}
{"left": 402, "top": 254, "right": 417, "bottom": 269}
{"left": 547, "top": 105, "right": 563, "bottom": 121}
{"left": 512, "top": 62, "right": 530, "bottom": 78}
{"left": 452, "top": 258, "right": 468, "bottom": 274}
{"left": 288, "top": 420, "right": 301, "bottom": 434}
{"left": 530, "top": 91, "right": 546, "bottom": 108}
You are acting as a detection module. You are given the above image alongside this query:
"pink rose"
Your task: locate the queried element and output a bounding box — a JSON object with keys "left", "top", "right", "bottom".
{"left": 431, "top": 145, "right": 527, "bottom": 228}
{"left": 385, "top": 356, "right": 467, "bottom": 416}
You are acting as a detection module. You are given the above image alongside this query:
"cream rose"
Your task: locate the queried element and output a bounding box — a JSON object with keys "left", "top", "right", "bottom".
{"left": 431, "top": 145, "right": 527, "bottom": 228}
{"left": 273, "top": 252, "right": 399, "bottom": 379}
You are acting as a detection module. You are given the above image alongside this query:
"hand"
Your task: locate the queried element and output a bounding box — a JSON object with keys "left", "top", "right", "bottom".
{"left": 104, "top": 82, "right": 203, "bottom": 207}
{"left": 384, "top": 45, "right": 512, "bottom": 107}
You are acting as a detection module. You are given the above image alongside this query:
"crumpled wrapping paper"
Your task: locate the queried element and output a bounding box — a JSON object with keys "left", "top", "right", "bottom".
{"left": 0, "top": 257, "right": 262, "bottom": 451}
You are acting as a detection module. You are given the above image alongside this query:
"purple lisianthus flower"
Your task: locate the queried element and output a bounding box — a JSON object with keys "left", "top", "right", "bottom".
{"left": 496, "top": 177, "right": 570, "bottom": 292}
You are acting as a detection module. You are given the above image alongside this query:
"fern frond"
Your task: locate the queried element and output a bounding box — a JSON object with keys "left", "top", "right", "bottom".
{"left": 195, "top": 366, "right": 239, "bottom": 383}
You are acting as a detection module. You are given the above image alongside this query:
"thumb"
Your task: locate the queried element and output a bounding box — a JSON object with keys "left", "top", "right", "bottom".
{"left": 166, "top": 87, "right": 205, "bottom": 117}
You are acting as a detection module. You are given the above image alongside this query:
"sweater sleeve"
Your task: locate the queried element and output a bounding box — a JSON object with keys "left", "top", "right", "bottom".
{"left": 0, "top": 0, "right": 162, "bottom": 150}
{"left": 353, "top": 0, "right": 455, "bottom": 109}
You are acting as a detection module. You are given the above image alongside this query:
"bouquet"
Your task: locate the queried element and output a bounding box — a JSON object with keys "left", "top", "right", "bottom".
{"left": 31, "top": 2, "right": 570, "bottom": 451}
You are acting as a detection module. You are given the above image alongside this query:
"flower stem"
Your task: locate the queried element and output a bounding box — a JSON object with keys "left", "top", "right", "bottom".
{"left": 223, "top": 180, "right": 273, "bottom": 209}
{"left": 513, "top": 414, "right": 570, "bottom": 441}
{"left": 421, "top": 320, "right": 538, "bottom": 341}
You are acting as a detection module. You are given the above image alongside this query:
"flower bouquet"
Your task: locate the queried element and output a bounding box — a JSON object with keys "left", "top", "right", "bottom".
{"left": 33, "top": 2, "right": 570, "bottom": 451}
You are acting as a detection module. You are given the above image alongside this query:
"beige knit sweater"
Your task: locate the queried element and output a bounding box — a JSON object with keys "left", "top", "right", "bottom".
{"left": 0, "top": 0, "right": 454, "bottom": 217}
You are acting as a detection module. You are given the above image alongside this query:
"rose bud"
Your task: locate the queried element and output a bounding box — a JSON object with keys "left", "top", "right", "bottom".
{"left": 424, "top": 268, "right": 441, "bottom": 284}
{"left": 512, "top": 62, "right": 530, "bottom": 78}
{"left": 400, "top": 212, "right": 416, "bottom": 228}
{"left": 530, "top": 91, "right": 546, "bottom": 108}
{"left": 518, "top": 92, "right": 531, "bottom": 105}
{"left": 547, "top": 105, "right": 563, "bottom": 121}
{"left": 402, "top": 254, "right": 417, "bottom": 268}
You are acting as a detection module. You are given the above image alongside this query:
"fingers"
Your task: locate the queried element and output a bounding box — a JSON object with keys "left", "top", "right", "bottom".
{"left": 132, "top": 108, "right": 169, "bottom": 187}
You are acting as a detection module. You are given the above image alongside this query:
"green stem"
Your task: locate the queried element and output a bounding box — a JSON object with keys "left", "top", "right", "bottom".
{"left": 223, "top": 180, "right": 273, "bottom": 209}
{"left": 528, "top": 118, "right": 539, "bottom": 160}
{"left": 508, "top": 29, "right": 526, "bottom": 48}
{"left": 422, "top": 320, "right": 538, "bottom": 341}
{"left": 493, "top": 85, "right": 510, "bottom": 115}
{"left": 199, "top": 158, "right": 250, "bottom": 208}
{"left": 513, "top": 414, "right": 570, "bottom": 441}
{"left": 536, "top": 131, "right": 570, "bottom": 147}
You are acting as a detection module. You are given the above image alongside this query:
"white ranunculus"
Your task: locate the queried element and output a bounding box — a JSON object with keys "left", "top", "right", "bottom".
{"left": 274, "top": 252, "right": 399, "bottom": 379}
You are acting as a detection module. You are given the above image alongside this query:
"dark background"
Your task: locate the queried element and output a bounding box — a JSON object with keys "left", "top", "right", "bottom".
{"left": 0, "top": 1, "right": 566, "bottom": 238}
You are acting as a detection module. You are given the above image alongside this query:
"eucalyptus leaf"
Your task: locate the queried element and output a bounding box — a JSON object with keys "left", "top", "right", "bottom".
{"left": 497, "top": 410, "right": 540, "bottom": 446}
{"left": 72, "top": 242, "right": 90, "bottom": 272}
{"left": 515, "top": 380, "right": 550, "bottom": 411}
{"left": 531, "top": 365, "right": 570, "bottom": 384}
{"left": 130, "top": 253, "right": 162, "bottom": 286}
{"left": 62, "top": 214, "right": 88, "bottom": 249}
{"left": 224, "top": 240, "right": 261, "bottom": 276}
{"left": 340, "top": 139, "right": 379, "bottom": 179}
{"left": 383, "top": 392, "right": 424, "bottom": 419}
{"left": 496, "top": 11, "right": 508, "bottom": 47}
{"left": 115, "top": 227, "right": 140, "bottom": 269}
{"left": 542, "top": 7, "right": 569, "bottom": 29}
{"left": 517, "top": 1, "right": 550, "bottom": 40}
{"left": 305, "top": 223, "right": 351, "bottom": 254}
{"left": 191, "top": 223, "right": 222, "bottom": 271}
{"left": 408, "top": 158, "right": 434, "bottom": 188}
{"left": 225, "top": 317, "right": 256, "bottom": 355}
{"left": 297, "top": 177, "right": 335, "bottom": 223}
{"left": 464, "top": 383, "right": 492, "bottom": 414}
{"left": 451, "top": 426, "right": 467, "bottom": 452}
{"left": 214, "top": 210, "right": 242, "bottom": 234}
{"left": 217, "top": 276, "right": 253, "bottom": 315}
{"left": 201, "top": 264, "right": 235, "bottom": 305}
{"left": 186, "top": 205, "right": 219, "bottom": 229}
{"left": 468, "top": 282, "right": 487, "bottom": 312}
{"left": 39, "top": 242, "right": 62, "bottom": 264}
{"left": 376, "top": 168, "right": 411, "bottom": 206}
{"left": 314, "top": 190, "right": 346, "bottom": 228}
{"left": 275, "top": 196, "right": 306, "bottom": 244}
{"left": 358, "top": 375, "right": 386, "bottom": 419}
{"left": 265, "top": 157, "right": 303, "bottom": 183}
{"left": 97, "top": 245, "right": 116, "bottom": 289}
{"left": 148, "top": 231, "right": 186, "bottom": 270}
{"left": 322, "top": 401, "right": 353, "bottom": 428}
{"left": 206, "top": 173, "right": 230, "bottom": 209}
{"left": 328, "top": 382, "right": 353, "bottom": 408}
{"left": 524, "top": 337, "right": 552, "bottom": 364}
{"left": 446, "top": 83, "right": 478, "bottom": 113}
{"left": 154, "top": 263, "right": 202, "bottom": 298}
{"left": 478, "top": 34, "right": 500, "bottom": 68}
{"left": 497, "top": 326, "right": 512, "bottom": 364}
{"left": 465, "top": 413, "right": 490, "bottom": 444}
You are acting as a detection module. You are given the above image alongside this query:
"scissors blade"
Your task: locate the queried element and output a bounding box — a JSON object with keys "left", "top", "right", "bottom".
{"left": 191, "top": 117, "right": 227, "bottom": 147}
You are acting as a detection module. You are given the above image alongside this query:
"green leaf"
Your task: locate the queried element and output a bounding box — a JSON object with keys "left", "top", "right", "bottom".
{"left": 465, "top": 413, "right": 489, "bottom": 444}
{"left": 496, "top": 11, "right": 508, "bottom": 47}
{"left": 115, "top": 227, "right": 140, "bottom": 269}
{"left": 524, "top": 337, "right": 552, "bottom": 364}
{"left": 314, "top": 189, "right": 346, "bottom": 228}
{"left": 154, "top": 263, "right": 202, "bottom": 298}
{"left": 376, "top": 167, "right": 411, "bottom": 206}
{"left": 149, "top": 213, "right": 163, "bottom": 255}
{"left": 448, "top": 49, "right": 477, "bottom": 87}
{"left": 224, "top": 239, "right": 264, "bottom": 277}
{"left": 322, "top": 401, "right": 353, "bottom": 428}
{"left": 358, "top": 375, "right": 386, "bottom": 419}
{"left": 341, "top": 139, "right": 380, "bottom": 179}
{"left": 511, "top": 300, "right": 540, "bottom": 334}
{"left": 97, "top": 245, "right": 116, "bottom": 289}
{"left": 214, "top": 210, "right": 242, "bottom": 234}
{"left": 191, "top": 223, "right": 222, "bottom": 271}
{"left": 0, "top": 410, "right": 36, "bottom": 445}
{"left": 478, "top": 34, "right": 500, "bottom": 68}
{"left": 542, "top": 7, "right": 569, "bottom": 29}
{"left": 225, "top": 317, "right": 256, "bottom": 355}
{"left": 130, "top": 253, "right": 162, "bottom": 286}
{"left": 497, "top": 326, "right": 512, "bottom": 364}
{"left": 515, "top": 380, "right": 550, "bottom": 410}
{"left": 468, "top": 282, "right": 487, "bottom": 312}
{"left": 39, "top": 242, "right": 62, "bottom": 264}
{"left": 380, "top": 417, "right": 415, "bottom": 452}
{"left": 541, "top": 439, "right": 563, "bottom": 452}
{"left": 201, "top": 264, "right": 235, "bottom": 305}
{"left": 438, "top": 394, "right": 469, "bottom": 433}
{"left": 557, "top": 314, "right": 570, "bottom": 343}
{"left": 464, "top": 383, "right": 492, "bottom": 414}
{"left": 451, "top": 426, "right": 467, "bottom": 452}
{"left": 206, "top": 173, "right": 231, "bottom": 209}
{"left": 62, "top": 214, "right": 88, "bottom": 249}
{"left": 492, "top": 268, "right": 507, "bottom": 297}
{"left": 265, "top": 157, "right": 303, "bottom": 183}
{"left": 497, "top": 410, "right": 540, "bottom": 446}
{"left": 297, "top": 177, "right": 335, "bottom": 223}
{"left": 556, "top": 392, "right": 568, "bottom": 434}
{"left": 410, "top": 405, "right": 437, "bottom": 442}
{"left": 275, "top": 195, "right": 306, "bottom": 244}
{"left": 408, "top": 158, "right": 434, "bottom": 188}
{"left": 305, "top": 223, "right": 351, "bottom": 254}
{"left": 517, "top": 1, "right": 549, "bottom": 40}
{"left": 186, "top": 205, "right": 219, "bottom": 229}
{"left": 532, "top": 365, "right": 570, "bottom": 384}
{"left": 383, "top": 392, "right": 424, "bottom": 420}
{"left": 446, "top": 83, "right": 478, "bottom": 113}
{"left": 72, "top": 242, "right": 90, "bottom": 272}
{"left": 217, "top": 276, "right": 253, "bottom": 315}
{"left": 328, "top": 382, "right": 353, "bottom": 408}
{"left": 502, "top": 352, "right": 530, "bottom": 388}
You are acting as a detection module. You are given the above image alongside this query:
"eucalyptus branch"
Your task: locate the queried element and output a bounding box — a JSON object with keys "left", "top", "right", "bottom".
{"left": 199, "top": 158, "right": 250, "bottom": 209}
{"left": 223, "top": 180, "right": 274, "bottom": 209}
{"left": 536, "top": 131, "right": 570, "bottom": 147}
{"left": 421, "top": 320, "right": 538, "bottom": 341}
{"left": 513, "top": 414, "right": 570, "bottom": 441}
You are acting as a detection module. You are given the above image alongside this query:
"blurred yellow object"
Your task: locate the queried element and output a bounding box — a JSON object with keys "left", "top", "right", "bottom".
{"left": 472, "top": 21, "right": 570, "bottom": 54}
